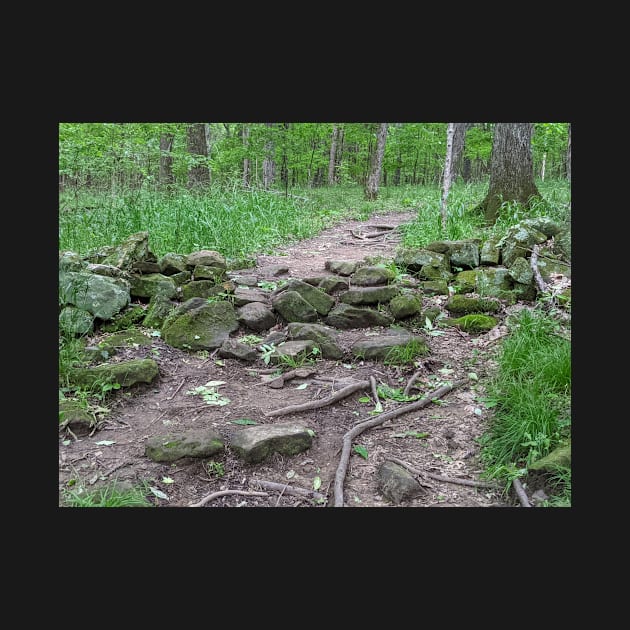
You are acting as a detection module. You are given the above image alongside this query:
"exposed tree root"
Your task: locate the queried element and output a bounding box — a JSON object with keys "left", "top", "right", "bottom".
{"left": 257, "top": 367, "right": 317, "bottom": 388}
{"left": 403, "top": 368, "right": 424, "bottom": 397}
{"left": 388, "top": 457, "right": 497, "bottom": 489}
{"left": 264, "top": 380, "right": 370, "bottom": 417}
{"left": 250, "top": 479, "right": 327, "bottom": 502}
{"left": 189, "top": 489, "right": 268, "bottom": 507}
{"left": 512, "top": 477, "right": 532, "bottom": 507}
{"left": 333, "top": 378, "right": 468, "bottom": 506}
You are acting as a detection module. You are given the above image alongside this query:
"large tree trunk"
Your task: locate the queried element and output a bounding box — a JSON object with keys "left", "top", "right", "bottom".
{"left": 186, "top": 123, "right": 210, "bottom": 189}
{"left": 263, "top": 123, "right": 276, "bottom": 189}
{"left": 364, "top": 123, "right": 388, "bottom": 200}
{"left": 476, "top": 123, "right": 541, "bottom": 225}
{"left": 241, "top": 125, "right": 250, "bottom": 188}
{"left": 159, "top": 133, "right": 174, "bottom": 187}
{"left": 328, "top": 125, "right": 339, "bottom": 185}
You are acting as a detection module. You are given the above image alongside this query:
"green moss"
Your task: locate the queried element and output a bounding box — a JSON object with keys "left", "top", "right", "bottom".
{"left": 445, "top": 314, "right": 497, "bottom": 333}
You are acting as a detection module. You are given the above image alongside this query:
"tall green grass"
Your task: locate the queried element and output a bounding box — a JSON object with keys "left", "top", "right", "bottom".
{"left": 58, "top": 182, "right": 423, "bottom": 259}
{"left": 400, "top": 179, "right": 571, "bottom": 249}
{"left": 61, "top": 481, "right": 153, "bottom": 507}
{"left": 477, "top": 308, "right": 571, "bottom": 505}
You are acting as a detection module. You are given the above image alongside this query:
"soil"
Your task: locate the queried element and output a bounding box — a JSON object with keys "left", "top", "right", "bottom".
{"left": 58, "top": 210, "right": 524, "bottom": 508}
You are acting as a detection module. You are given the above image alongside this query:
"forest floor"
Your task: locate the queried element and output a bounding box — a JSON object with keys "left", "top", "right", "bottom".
{"left": 59, "top": 209, "right": 525, "bottom": 508}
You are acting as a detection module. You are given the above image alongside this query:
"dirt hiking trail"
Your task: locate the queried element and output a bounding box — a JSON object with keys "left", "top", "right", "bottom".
{"left": 59, "top": 209, "right": 516, "bottom": 508}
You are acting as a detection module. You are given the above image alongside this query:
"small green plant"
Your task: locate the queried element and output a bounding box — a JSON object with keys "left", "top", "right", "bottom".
{"left": 278, "top": 346, "right": 321, "bottom": 368}
{"left": 384, "top": 339, "right": 428, "bottom": 366}
{"left": 240, "top": 334, "right": 263, "bottom": 346}
{"left": 205, "top": 460, "right": 225, "bottom": 478}
{"left": 376, "top": 384, "right": 421, "bottom": 402}
{"left": 257, "top": 280, "right": 278, "bottom": 291}
{"left": 259, "top": 343, "right": 276, "bottom": 365}
{"left": 423, "top": 314, "right": 446, "bottom": 336}
{"left": 62, "top": 481, "right": 152, "bottom": 507}
{"left": 185, "top": 381, "right": 230, "bottom": 406}
{"left": 206, "top": 292, "right": 234, "bottom": 304}
{"left": 353, "top": 445, "right": 369, "bottom": 460}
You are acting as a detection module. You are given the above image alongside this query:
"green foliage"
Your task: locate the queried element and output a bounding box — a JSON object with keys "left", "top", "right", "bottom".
{"left": 205, "top": 461, "right": 225, "bottom": 478}
{"left": 240, "top": 334, "right": 263, "bottom": 346}
{"left": 478, "top": 308, "right": 571, "bottom": 505}
{"left": 376, "top": 384, "right": 420, "bottom": 402}
{"left": 185, "top": 381, "right": 230, "bottom": 406}
{"left": 259, "top": 343, "right": 276, "bottom": 365}
{"left": 353, "top": 445, "right": 369, "bottom": 460}
{"left": 62, "top": 481, "right": 153, "bottom": 507}
{"left": 277, "top": 346, "right": 320, "bottom": 369}
{"left": 383, "top": 339, "right": 427, "bottom": 366}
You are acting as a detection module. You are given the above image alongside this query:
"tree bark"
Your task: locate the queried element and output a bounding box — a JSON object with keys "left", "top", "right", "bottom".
{"left": 475, "top": 123, "right": 542, "bottom": 225}
{"left": 328, "top": 125, "right": 339, "bottom": 185}
{"left": 241, "top": 125, "right": 250, "bottom": 188}
{"left": 451, "top": 122, "right": 468, "bottom": 178}
{"left": 158, "top": 133, "right": 174, "bottom": 187}
{"left": 440, "top": 123, "right": 456, "bottom": 230}
{"left": 263, "top": 123, "right": 275, "bottom": 189}
{"left": 364, "top": 123, "right": 388, "bottom": 200}
{"left": 186, "top": 123, "right": 210, "bottom": 189}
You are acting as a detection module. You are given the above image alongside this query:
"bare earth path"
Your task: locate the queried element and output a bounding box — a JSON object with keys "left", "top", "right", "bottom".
{"left": 59, "top": 210, "right": 513, "bottom": 508}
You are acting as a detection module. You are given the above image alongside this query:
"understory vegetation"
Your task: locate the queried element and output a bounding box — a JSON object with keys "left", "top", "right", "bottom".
{"left": 59, "top": 178, "right": 571, "bottom": 507}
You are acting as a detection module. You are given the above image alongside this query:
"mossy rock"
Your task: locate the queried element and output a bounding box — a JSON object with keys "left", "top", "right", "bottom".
{"left": 100, "top": 305, "right": 146, "bottom": 333}
{"left": 444, "top": 314, "right": 497, "bottom": 333}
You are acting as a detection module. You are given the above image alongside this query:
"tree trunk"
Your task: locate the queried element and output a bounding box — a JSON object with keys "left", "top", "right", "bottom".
{"left": 186, "top": 123, "right": 210, "bottom": 189}
{"left": 241, "top": 125, "right": 250, "bottom": 188}
{"left": 566, "top": 123, "right": 571, "bottom": 182}
{"left": 475, "top": 123, "right": 542, "bottom": 225}
{"left": 280, "top": 123, "right": 289, "bottom": 188}
{"left": 541, "top": 152, "right": 547, "bottom": 181}
{"left": 364, "top": 123, "right": 388, "bottom": 200}
{"left": 451, "top": 122, "right": 469, "bottom": 179}
{"left": 328, "top": 125, "right": 339, "bottom": 185}
{"left": 440, "top": 123, "right": 456, "bottom": 230}
{"left": 263, "top": 123, "right": 275, "bottom": 189}
{"left": 159, "top": 133, "right": 174, "bottom": 187}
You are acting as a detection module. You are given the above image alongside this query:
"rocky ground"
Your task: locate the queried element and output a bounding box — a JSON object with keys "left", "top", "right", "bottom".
{"left": 59, "top": 210, "right": 527, "bottom": 508}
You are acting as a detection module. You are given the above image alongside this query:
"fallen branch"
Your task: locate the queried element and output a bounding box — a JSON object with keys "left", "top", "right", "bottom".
{"left": 333, "top": 378, "right": 468, "bottom": 506}
{"left": 265, "top": 380, "right": 370, "bottom": 417}
{"left": 189, "top": 489, "right": 268, "bottom": 507}
{"left": 388, "top": 457, "right": 497, "bottom": 488}
{"left": 250, "top": 479, "right": 327, "bottom": 502}
{"left": 512, "top": 478, "right": 531, "bottom": 507}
